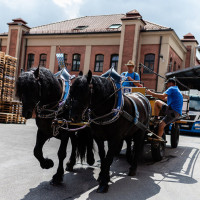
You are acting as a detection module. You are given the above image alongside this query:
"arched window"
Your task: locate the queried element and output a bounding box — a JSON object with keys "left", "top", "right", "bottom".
{"left": 94, "top": 54, "right": 104, "bottom": 72}
{"left": 64, "top": 54, "right": 67, "bottom": 66}
{"left": 27, "top": 53, "right": 35, "bottom": 70}
{"left": 168, "top": 57, "right": 173, "bottom": 72}
{"left": 72, "top": 54, "right": 80, "bottom": 71}
{"left": 39, "top": 54, "right": 47, "bottom": 67}
{"left": 173, "top": 61, "right": 176, "bottom": 71}
{"left": 143, "top": 54, "right": 155, "bottom": 74}
{"left": 110, "top": 54, "right": 119, "bottom": 71}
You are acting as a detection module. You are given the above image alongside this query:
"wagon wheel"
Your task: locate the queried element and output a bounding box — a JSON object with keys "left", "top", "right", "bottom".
{"left": 151, "top": 126, "right": 166, "bottom": 162}
{"left": 170, "top": 123, "right": 180, "bottom": 148}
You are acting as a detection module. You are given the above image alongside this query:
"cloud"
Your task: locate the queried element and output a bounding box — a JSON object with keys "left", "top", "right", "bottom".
{"left": 52, "top": 0, "right": 83, "bottom": 7}
{"left": 52, "top": 0, "right": 84, "bottom": 19}
{"left": 0, "top": 0, "right": 200, "bottom": 49}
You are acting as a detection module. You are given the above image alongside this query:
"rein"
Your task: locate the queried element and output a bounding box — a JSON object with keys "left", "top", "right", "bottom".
{"left": 52, "top": 119, "right": 89, "bottom": 136}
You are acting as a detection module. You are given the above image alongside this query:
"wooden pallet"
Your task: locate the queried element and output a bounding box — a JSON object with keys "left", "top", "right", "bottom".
{"left": 0, "top": 101, "right": 23, "bottom": 115}
{"left": 2, "top": 88, "right": 14, "bottom": 95}
{"left": 0, "top": 67, "right": 3, "bottom": 79}
{"left": 3, "top": 78, "right": 15, "bottom": 83}
{"left": 0, "top": 112, "right": 26, "bottom": 124}
{"left": 1, "top": 96, "right": 13, "bottom": 102}
{"left": 0, "top": 52, "right": 5, "bottom": 66}
{"left": 4, "top": 65, "right": 16, "bottom": 72}
{"left": 4, "top": 71, "right": 15, "bottom": 77}
{"left": 5, "top": 56, "right": 17, "bottom": 69}
{"left": 3, "top": 82, "right": 15, "bottom": 88}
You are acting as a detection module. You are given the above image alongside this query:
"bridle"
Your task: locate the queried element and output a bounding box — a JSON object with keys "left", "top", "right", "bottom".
{"left": 34, "top": 75, "right": 68, "bottom": 119}
{"left": 81, "top": 77, "right": 124, "bottom": 125}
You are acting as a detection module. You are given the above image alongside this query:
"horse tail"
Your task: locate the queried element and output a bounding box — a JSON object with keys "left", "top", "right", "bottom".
{"left": 76, "top": 127, "right": 94, "bottom": 164}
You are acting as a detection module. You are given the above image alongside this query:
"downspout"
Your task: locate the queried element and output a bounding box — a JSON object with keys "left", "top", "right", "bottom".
{"left": 155, "top": 36, "right": 162, "bottom": 92}
{"left": 23, "top": 38, "right": 27, "bottom": 71}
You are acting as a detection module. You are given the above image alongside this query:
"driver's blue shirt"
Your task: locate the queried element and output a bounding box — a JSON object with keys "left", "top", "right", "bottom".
{"left": 164, "top": 86, "right": 183, "bottom": 115}
{"left": 121, "top": 71, "right": 140, "bottom": 87}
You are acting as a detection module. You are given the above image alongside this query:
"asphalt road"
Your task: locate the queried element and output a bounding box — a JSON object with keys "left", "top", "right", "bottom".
{"left": 1, "top": 119, "right": 200, "bottom": 200}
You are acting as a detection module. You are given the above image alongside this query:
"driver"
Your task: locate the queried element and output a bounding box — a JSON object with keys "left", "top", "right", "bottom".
{"left": 146, "top": 78, "right": 183, "bottom": 139}
{"left": 121, "top": 60, "right": 142, "bottom": 87}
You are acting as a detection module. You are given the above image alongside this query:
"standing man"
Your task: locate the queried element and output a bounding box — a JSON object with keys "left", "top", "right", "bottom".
{"left": 121, "top": 60, "right": 142, "bottom": 87}
{"left": 146, "top": 78, "right": 183, "bottom": 139}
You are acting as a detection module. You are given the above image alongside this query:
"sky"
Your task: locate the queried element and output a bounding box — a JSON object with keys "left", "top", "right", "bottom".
{"left": 0, "top": 0, "right": 200, "bottom": 53}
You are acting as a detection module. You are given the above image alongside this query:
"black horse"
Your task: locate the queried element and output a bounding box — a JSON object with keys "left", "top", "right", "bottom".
{"left": 16, "top": 66, "right": 94, "bottom": 185}
{"left": 69, "top": 70, "right": 151, "bottom": 193}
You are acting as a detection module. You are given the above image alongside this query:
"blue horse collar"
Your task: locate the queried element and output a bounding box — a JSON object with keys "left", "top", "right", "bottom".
{"left": 54, "top": 68, "right": 71, "bottom": 104}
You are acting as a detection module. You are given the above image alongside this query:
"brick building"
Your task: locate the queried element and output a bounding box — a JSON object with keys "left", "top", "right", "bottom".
{"left": 0, "top": 9, "right": 199, "bottom": 91}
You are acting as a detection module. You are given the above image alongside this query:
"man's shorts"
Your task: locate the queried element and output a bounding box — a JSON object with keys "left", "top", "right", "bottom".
{"left": 160, "top": 103, "right": 180, "bottom": 125}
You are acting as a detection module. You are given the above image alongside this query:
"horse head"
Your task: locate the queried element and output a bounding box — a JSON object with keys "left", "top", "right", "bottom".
{"left": 69, "top": 70, "right": 92, "bottom": 122}
{"left": 16, "top": 66, "right": 62, "bottom": 119}
{"left": 69, "top": 70, "right": 115, "bottom": 123}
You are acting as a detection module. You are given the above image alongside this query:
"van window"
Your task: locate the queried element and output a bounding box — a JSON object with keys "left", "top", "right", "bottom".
{"left": 189, "top": 96, "right": 200, "bottom": 111}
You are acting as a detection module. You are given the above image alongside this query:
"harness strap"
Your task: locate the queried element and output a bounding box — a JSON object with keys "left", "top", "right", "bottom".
{"left": 125, "top": 95, "right": 139, "bottom": 124}
{"left": 36, "top": 78, "right": 70, "bottom": 119}
{"left": 121, "top": 95, "right": 148, "bottom": 132}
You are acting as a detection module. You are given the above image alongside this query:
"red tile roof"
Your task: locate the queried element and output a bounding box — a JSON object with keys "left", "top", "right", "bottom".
{"left": 28, "top": 14, "right": 171, "bottom": 35}
{"left": 144, "top": 20, "right": 170, "bottom": 31}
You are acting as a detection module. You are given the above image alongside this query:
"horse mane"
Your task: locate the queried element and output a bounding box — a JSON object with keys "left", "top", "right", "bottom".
{"left": 91, "top": 75, "right": 115, "bottom": 100}
{"left": 16, "top": 67, "right": 62, "bottom": 102}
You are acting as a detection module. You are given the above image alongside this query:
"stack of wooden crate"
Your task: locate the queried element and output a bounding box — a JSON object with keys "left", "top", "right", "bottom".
{"left": 0, "top": 101, "right": 26, "bottom": 124}
{"left": 0, "top": 51, "right": 26, "bottom": 124}
{"left": 0, "top": 51, "right": 5, "bottom": 96}
{"left": 2, "top": 54, "right": 17, "bottom": 101}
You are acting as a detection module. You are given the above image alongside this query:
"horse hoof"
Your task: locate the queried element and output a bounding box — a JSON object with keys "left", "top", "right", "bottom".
{"left": 87, "top": 156, "right": 95, "bottom": 166}
{"left": 65, "top": 162, "right": 74, "bottom": 172}
{"left": 52, "top": 174, "right": 63, "bottom": 184}
{"left": 50, "top": 179, "right": 62, "bottom": 186}
{"left": 128, "top": 169, "right": 136, "bottom": 176}
{"left": 96, "top": 185, "right": 109, "bottom": 193}
{"left": 41, "top": 158, "right": 54, "bottom": 169}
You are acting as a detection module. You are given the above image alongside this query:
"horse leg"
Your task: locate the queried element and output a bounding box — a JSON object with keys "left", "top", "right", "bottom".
{"left": 34, "top": 130, "right": 54, "bottom": 169}
{"left": 115, "top": 139, "right": 123, "bottom": 156}
{"left": 97, "top": 139, "right": 121, "bottom": 193}
{"left": 66, "top": 134, "right": 77, "bottom": 172}
{"left": 86, "top": 130, "right": 95, "bottom": 166}
{"left": 96, "top": 140, "right": 105, "bottom": 182}
{"left": 128, "top": 132, "right": 145, "bottom": 176}
{"left": 125, "top": 138, "right": 132, "bottom": 164}
{"left": 51, "top": 135, "right": 69, "bottom": 185}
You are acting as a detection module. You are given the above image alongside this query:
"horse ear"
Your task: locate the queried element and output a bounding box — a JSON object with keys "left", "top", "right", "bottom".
{"left": 20, "top": 68, "right": 24, "bottom": 74}
{"left": 87, "top": 70, "right": 92, "bottom": 84}
{"left": 79, "top": 71, "right": 83, "bottom": 76}
{"left": 34, "top": 66, "right": 40, "bottom": 79}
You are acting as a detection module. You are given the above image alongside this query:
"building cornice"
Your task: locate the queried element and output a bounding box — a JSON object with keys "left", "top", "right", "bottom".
{"left": 24, "top": 31, "right": 121, "bottom": 37}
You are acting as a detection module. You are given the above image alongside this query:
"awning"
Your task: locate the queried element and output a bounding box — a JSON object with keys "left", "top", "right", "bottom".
{"left": 165, "top": 65, "right": 200, "bottom": 90}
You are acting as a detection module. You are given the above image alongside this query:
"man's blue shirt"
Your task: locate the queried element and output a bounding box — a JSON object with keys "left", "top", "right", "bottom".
{"left": 121, "top": 71, "right": 140, "bottom": 87}
{"left": 164, "top": 86, "right": 183, "bottom": 115}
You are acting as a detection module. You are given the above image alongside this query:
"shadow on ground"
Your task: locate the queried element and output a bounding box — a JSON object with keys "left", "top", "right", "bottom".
{"left": 22, "top": 144, "right": 198, "bottom": 200}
